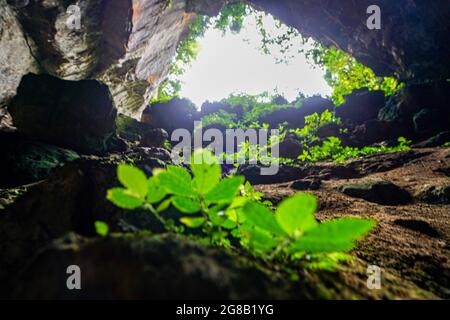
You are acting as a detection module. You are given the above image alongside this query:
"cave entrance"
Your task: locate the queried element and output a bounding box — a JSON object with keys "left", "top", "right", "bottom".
{"left": 153, "top": 3, "right": 399, "bottom": 112}
{"left": 157, "top": 3, "right": 332, "bottom": 109}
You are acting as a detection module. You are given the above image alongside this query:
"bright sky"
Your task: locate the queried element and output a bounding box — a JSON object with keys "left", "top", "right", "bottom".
{"left": 177, "top": 12, "right": 332, "bottom": 107}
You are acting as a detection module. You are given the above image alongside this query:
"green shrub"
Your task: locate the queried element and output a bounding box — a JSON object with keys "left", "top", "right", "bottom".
{"left": 299, "top": 136, "right": 412, "bottom": 163}
{"left": 107, "top": 149, "right": 375, "bottom": 269}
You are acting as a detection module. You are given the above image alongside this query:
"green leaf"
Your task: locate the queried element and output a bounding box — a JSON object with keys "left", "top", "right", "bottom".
{"left": 158, "top": 166, "right": 194, "bottom": 197}
{"left": 107, "top": 188, "right": 143, "bottom": 209}
{"left": 289, "top": 218, "right": 376, "bottom": 254}
{"left": 205, "top": 176, "right": 244, "bottom": 204}
{"left": 167, "top": 165, "right": 192, "bottom": 182}
{"left": 147, "top": 176, "right": 167, "bottom": 204}
{"left": 276, "top": 193, "right": 318, "bottom": 236}
{"left": 180, "top": 217, "right": 206, "bottom": 228}
{"left": 242, "top": 202, "right": 286, "bottom": 236}
{"left": 95, "top": 221, "right": 109, "bottom": 237}
{"left": 207, "top": 209, "right": 227, "bottom": 226}
{"left": 221, "top": 219, "right": 237, "bottom": 230}
{"left": 240, "top": 225, "right": 278, "bottom": 253}
{"left": 117, "top": 164, "right": 148, "bottom": 198}
{"left": 172, "top": 196, "right": 201, "bottom": 214}
{"left": 156, "top": 198, "right": 172, "bottom": 213}
{"left": 190, "top": 149, "right": 221, "bottom": 194}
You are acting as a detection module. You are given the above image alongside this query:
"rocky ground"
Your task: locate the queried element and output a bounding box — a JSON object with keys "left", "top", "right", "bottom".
{"left": 1, "top": 143, "right": 448, "bottom": 299}
{"left": 256, "top": 147, "right": 450, "bottom": 299}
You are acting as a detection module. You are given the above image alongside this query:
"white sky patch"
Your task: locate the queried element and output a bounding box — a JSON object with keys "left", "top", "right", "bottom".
{"left": 177, "top": 13, "right": 332, "bottom": 107}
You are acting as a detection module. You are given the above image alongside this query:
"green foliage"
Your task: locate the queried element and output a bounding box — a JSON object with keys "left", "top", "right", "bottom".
{"left": 299, "top": 136, "right": 412, "bottom": 163}
{"left": 201, "top": 93, "right": 295, "bottom": 128}
{"left": 151, "top": 3, "right": 248, "bottom": 104}
{"left": 214, "top": 2, "right": 247, "bottom": 34}
{"left": 310, "top": 47, "right": 402, "bottom": 105}
{"left": 107, "top": 150, "right": 375, "bottom": 269}
{"left": 95, "top": 221, "right": 109, "bottom": 237}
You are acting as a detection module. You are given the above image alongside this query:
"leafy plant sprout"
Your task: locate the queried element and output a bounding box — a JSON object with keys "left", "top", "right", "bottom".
{"left": 106, "top": 149, "right": 376, "bottom": 270}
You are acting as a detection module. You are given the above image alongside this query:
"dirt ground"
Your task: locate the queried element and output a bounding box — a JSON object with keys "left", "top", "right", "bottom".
{"left": 255, "top": 147, "right": 450, "bottom": 299}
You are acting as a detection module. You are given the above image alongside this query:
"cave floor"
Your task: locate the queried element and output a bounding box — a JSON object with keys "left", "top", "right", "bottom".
{"left": 255, "top": 147, "right": 450, "bottom": 298}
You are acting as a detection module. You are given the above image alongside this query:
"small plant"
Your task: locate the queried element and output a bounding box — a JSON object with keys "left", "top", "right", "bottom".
{"left": 95, "top": 221, "right": 109, "bottom": 237}
{"left": 299, "top": 136, "right": 411, "bottom": 163}
{"left": 107, "top": 150, "right": 375, "bottom": 269}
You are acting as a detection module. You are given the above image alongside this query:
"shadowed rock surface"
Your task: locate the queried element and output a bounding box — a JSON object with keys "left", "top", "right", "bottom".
{"left": 340, "top": 180, "right": 412, "bottom": 205}
{"left": 8, "top": 74, "right": 121, "bottom": 154}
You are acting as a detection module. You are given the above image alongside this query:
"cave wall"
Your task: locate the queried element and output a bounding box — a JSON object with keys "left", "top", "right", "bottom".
{"left": 1, "top": 0, "right": 449, "bottom": 120}
{"left": 247, "top": 0, "right": 450, "bottom": 81}
{"left": 0, "top": 0, "right": 201, "bottom": 118}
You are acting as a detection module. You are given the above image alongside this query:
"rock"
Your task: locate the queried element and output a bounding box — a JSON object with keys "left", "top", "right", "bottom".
{"left": 141, "top": 98, "right": 200, "bottom": 135}
{"left": 140, "top": 129, "right": 169, "bottom": 148}
{"left": 340, "top": 180, "right": 412, "bottom": 205}
{"left": 349, "top": 120, "right": 406, "bottom": 147}
{"left": 316, "top": 122, "right": 342, "bottom": 139}
{"left": 1, "top": 0, "right": 210, "bottom": 116}
{"left": 415, "top": 185, "right": 450, "bottom": 205}
{"left": 11, "top": 233, "right": 305, "bottom": 299}
{"left": 336, "top": 89, "right": 385, "bottom": 124}
{"left": 379, "top": 81, "right": 450, "bottom": 140}
{"left": 0, "top": 153, "right": 172, "bottom": 284}
{"left": 413, "top": 132, "right": 450, "bottom": 148}
{"left": 0, "top": 2, "right": 38, "bottom": 111}
{"left": 116, "top": 114, "right": 150, "bottom": 142}
{"left": 248, "top": 0, "right": 450, "bottom": 81}
{"left": 3, "top": 0, "right": 449, "bottom": 117}
{"left": 290, "top": 179, "right": 321, "bottom": 191}
{"left": 276, "top": 137, "right": 304, "bottom": 159}
{"left": 0, "top": 131, "right": 79, "bottom": 188}
{"left": 394, "top": 219, "right": 439, "bottom": 238}
{"left": 8, "top": 73, "right": 122, "bottom": 155}
{"left": 413, "top": 109, "right": 439, "bottom": 136}
{"left": 237, "top": 165, "right": 306, "bottom": 185}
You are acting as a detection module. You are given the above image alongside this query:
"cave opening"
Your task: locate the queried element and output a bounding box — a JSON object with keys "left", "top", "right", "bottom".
{"left": 174, "top": 6, "right": 332, "bottom": 107}
{"left": 151, "top": 3, "right": 401, "bottom": 113}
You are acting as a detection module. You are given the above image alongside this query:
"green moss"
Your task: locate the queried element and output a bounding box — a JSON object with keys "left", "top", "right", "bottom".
{"left": 14, "top": 143, "right": 79, "bottom": 182}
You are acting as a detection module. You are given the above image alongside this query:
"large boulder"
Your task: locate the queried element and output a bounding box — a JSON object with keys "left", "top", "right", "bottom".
{"left": 11, "top": 233, "right": 305, "bottom": 299}
{"left": 336, "top": 89, "right": 386, "bottom": 125}
{"left": 415, "top": 185, "right": 450, "bottom": 205}
{"left": 141, "top": 98, "right": 200, "bottom": 135}
{"left": 378, "top": 81, "right": 450, "bottom": 140}
{"left": 0, "top": 150, "right": 172, "bottom": 287}
{"left": 8, "top": 73, "right": 122, "bottom": 155}
{"left": 275, "top": 137, "right": 304, "bottom": 159}
{"left": 340, "top": 180, "right": 412, "bottom": 205}
{"left": 413, "top": 131, "right": 450, "bottom": 148}
{"left": 348, "top": 119, "right": 407, "bottom": 147}
{"left": 0, "top": 2, "right": 38, "bottom": 111}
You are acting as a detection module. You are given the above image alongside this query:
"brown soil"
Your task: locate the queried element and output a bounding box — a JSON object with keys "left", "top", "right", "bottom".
{"left": 255, "top": 147, "right": 450, "bottom": 299}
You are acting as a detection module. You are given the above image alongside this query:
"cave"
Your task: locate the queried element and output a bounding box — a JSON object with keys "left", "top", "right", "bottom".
{"left": 0, "top": 0, "right": 449, "bottom": 303}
